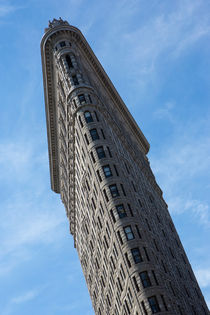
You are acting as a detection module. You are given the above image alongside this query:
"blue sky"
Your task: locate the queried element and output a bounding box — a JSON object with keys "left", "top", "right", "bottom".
{"left": 0, "top": 0, "right": 210, "bottom": 314}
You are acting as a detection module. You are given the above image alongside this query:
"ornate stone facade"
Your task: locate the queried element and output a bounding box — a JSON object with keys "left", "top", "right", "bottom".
{"left": 41, "top": 19, "right": 209, "bottom": 315}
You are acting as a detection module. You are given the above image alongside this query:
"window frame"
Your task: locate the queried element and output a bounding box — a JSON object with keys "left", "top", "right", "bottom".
{"left": 90, "top": 128, "right": 99, "bottom": 141}
{"left": 124, "top": 226, "right": 134, "bottom": 241}
{"left": 96, "top": 146, "right": 106, "bottom": 159}
{"left": 131, "top": 248, "right": 142, "bottom": 264}
{"left": 148, "top": 296, "right": 160, "bottom": 314}
{"left": 84, "top": 111, "right": 93, "bottom": 123}
{"left": 109, "top": 184, "right": 119, "bottom": 198}
{"left": 78, "top": 94, "right": 86, "bottom": 104}
{"left": 140, "top": 271, "right": 151, "bottom": 288}
{"left": 116, "top": 204, "right": 127, "bottom": 218}
{"left": 103, "top": 165, "right": 112, "bottom": 178}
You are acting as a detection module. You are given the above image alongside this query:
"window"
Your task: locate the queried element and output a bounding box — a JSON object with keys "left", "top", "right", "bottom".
{"left": 128, "top": 204, "right": 134, "bottom": 216}
{"left": 90, "top": 128, "right": 99, "bottom": 141}
{"left": 90, "top": 151, "right": 95, "bottom": 163}
{"left": 114, "top": 164, "right": 119, "bottom": 176}
{"left": 84, "top": 133, "right": 89, "bottom": 145}
{"left": 96, "top": 146, "right": 105, "bottom": 159}
{"left": 125, "top": 253, "right": 131, "bottom": 268}
{"left": 66, "top": 55, "right": 73, "bottom": 68}
{"left": 121, "top": 184, "right": 126, "bottom": 196}
{"left": 101, "top": 129, "right": 106, "bottom": 139}
{"left": 84, "top": 111, "right": 93, "bottom": 123}
{"left": 148, "top": 296, "right": 160, "bottom": 314}
{"left": 152, "top": 270, "right": 159, "bottom": 285}
{"left": 140, "top": 271, "right": 151, "bottom": 288}
{"left": 124, "top": 226, "right": 134, "bottom": 240}
{"left": 71, "top": 98, "right": 76, "bottom": 109}
{"left": 117, "top": 231, "right": 123, "bottom": 245}
{"left": 110, "top": 209, "right": 116, "bottom": 223}
{"left": 141, "top": 301, "right": 148, "bottom": 315}
{"left": 103, "top": 189, "right": 109, "bottom": 202}
{"left": 131, "top": 248, "right": 142, "bottom": 264}
{"left": 88, "top": 94, "right": 92, "bottom": 103}
{"left": 107, "top": 146, "right": 112, "bottom": 157}
{"left": 109, "top": 184, "right": 119, "bottom": 197}
{"left": 60, "top": 41, "right": 66, "bottom": 47}
{"left": 78, "top": 94, "right": 86, "bottom": 104}
{"left": 78, "top": 116, "right": 83, "bottom": 127}
{"left": 132, "top": 276, "right": 139, "bottom": 292}
{"left": 116, "top": 204, "right": 127, "bottom": 218}
{"left": 97, "top": 170, "right": 102, "bottom": 182}
{"left": 94, "top": 111, "right": 99, "bottom": 121}
{"left": 72, "top": 75, "right": 79, "bottom": 85}
{"left": 143, "top": 247, "right": 150, "bottom": 261}
{"left": 103, "top": 165, "right": 112, "bottom": 178}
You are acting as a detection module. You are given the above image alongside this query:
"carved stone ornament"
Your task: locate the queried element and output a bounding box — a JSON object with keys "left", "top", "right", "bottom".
{"left": 45, "top": 17, "right": 69, "bottom": 32}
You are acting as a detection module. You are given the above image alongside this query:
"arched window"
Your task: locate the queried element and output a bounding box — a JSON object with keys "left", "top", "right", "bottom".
{"left": 66, "top": 55, "right": 73, "bottom": 69}
{"left": 84, "top": 111, "right": 93, "bottom": 123}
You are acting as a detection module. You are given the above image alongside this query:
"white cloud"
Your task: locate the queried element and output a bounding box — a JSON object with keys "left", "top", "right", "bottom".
{"left": 120, "top": 0, "right": 210, "bottom": 81}
{"left": 195, "top": 269, "right": 210, "bottom": 288}
{"left": 11, "top": 289, "right": 39, "bottom": 304}
{"left": 0, "top": 4, "right": 15, "bottom": 17}
{"left": 153, "top": 101, "right": 175, "bottom": 121}
{"left": 167, "top": 197, "right": 210, "bottom": 227}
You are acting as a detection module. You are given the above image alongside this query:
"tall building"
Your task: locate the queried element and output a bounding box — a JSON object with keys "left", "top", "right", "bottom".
{"left": 41, "top": 18, "right": 209, "bottom": 315}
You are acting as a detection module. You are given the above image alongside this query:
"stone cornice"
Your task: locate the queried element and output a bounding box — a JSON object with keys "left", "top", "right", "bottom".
{"left": 41, "top": 23, "right": 150, "bottom": 193}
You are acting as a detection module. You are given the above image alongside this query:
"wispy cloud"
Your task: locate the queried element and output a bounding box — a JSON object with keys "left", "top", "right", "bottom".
{"left": 11, "top": 289, "right": 39, "bottom": 304}
{"left": 195, "top": 268, "right": 210, "bottom": 288}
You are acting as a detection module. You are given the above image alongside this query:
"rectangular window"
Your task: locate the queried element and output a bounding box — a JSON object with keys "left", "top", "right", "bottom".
{"left": 110, "top": 209, "right": 116, "bottom": 223}
{"left": 132, "top": 276, "right": 139, "bottom": 292}
{"left": 94, "top": 111, "right": 99, "bottom": 121}
{"left": 114, "top": 164, "right": 119, "bottom": 176}
{"left": 148, "top": 296, "right": 160, "bottom": 314}
{"left": 132, "top": 181, "right": 137, "bottom": 192}
{"left": 135, "top": 225, "right": 142, "bottom": 238}
{"left": 72, "top": 75, "right": 79, "bottom": 85}
{"left": 78, "top": 94, "right": 86, "bottom": 104}
{"left": 101, "top": 129, "right": 106, "bottom": 139}
{"left": 107, "top": 146, "right": 112, "bottom": 157}
{"left": 78, "top": 116, "right": 83, "bottom": 127}
{"left": 84, "top": 111, "right": 93, "bottom": 123}
{"left": 116, "top": 204, "right": 127, "bottom": 218}
{"left": 84, "top": 133, "right": 89, "bottom": 145}
{"left": 143, "top": 247, "right": 150, "bottom": 261}
{"left": 117, "top": 231, "right": 123, "bottom": 245}
{"left": 96, "top": 146, "right": 105, "bottom": 159}
{"left": 103, "top": 189, "right": 109, "bottom": 202}
{"left": 97, "top": 170, "right": 102, "bottom": 182}
{"left": 121, "top": 184, "right": 126, "bottom": 196}
{"left": 125, "top": 253, "right": 131, "bottom": 268}
{"left": 128, "top": 204, "right": 134, "bottom": 216}
{"left": 103, "top": 165, "right": 112, "bottom": 178}
{"left": 66, "top": 55, "right": 73, "bottom": 69}
{"left": 124, "top": 226, "right": 134, "bottom": 240}
{"left": 90, "top": 151, "right": 96, "bottom": 163}
{"left": 131, "top": 248, "right": 142, "bottom": 264}
{"left": 141, "top": 301, "right": 148, "bottom": 315}
{"left": 140, "top": 271, "right": 151, "bottom": 288}
{"left": 109, "top": 184, "right": 119, "bottom": 197}
{"left": 152, "top": 270, "right": 159, "bottom": 285}
{"left": 90, "top": 128, "right": 99, "bottom": 141}
{"left": 88, "top": 94, "right": 92, "bottom": 103}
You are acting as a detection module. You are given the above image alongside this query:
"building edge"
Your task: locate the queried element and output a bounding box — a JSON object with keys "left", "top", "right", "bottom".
{"left": 41, "top": 20, "right": 150, "bottom": 193}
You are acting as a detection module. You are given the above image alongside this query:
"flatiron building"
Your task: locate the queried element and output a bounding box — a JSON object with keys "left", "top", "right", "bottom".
{"left": 41, "top": 18, "right": 209, "bottom": 315}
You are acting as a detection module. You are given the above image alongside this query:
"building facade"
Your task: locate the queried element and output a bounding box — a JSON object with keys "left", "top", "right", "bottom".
{"left": 41, "top": 19, "right": 209, "bottom": 315}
